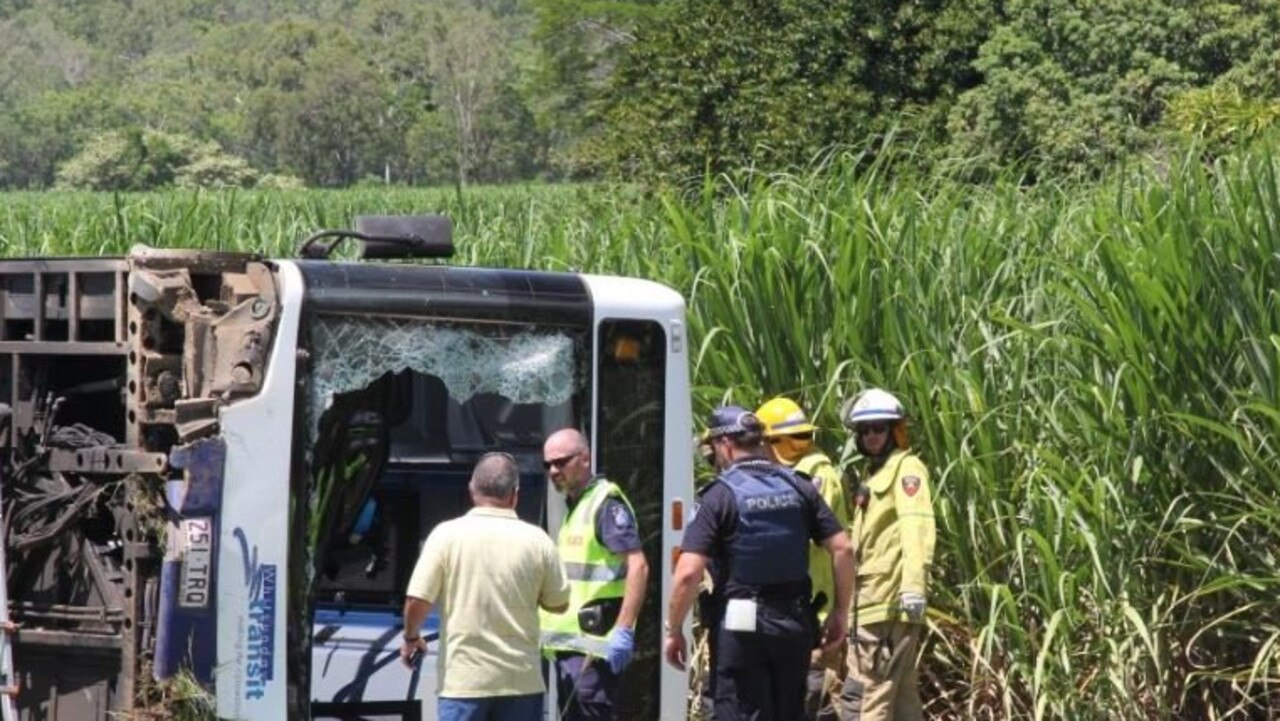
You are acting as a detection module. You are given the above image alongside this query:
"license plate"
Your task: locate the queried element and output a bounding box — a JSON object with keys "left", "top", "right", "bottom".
{"left": 179, "top": 517, "right": 214, "bottom": 609}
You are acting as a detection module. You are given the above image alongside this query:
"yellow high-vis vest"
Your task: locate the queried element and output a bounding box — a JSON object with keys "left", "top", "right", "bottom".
{"left": 540, "top": 478, "right": 634, "bottom": 655}
{"left": 795, "top": 451, "right": 851, "bottom": 621}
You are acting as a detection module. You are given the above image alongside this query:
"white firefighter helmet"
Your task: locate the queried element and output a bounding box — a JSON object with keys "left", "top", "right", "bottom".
{"left": 841, "top": 388, "right": 904, "bottom": 428}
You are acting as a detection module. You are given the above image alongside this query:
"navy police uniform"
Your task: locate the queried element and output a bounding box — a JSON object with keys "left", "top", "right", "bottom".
{"left": 683, "top": 457, "right": 845, "bottom": 721}
{"left": 554, "top": 475, "right": 643, "bottom": 721}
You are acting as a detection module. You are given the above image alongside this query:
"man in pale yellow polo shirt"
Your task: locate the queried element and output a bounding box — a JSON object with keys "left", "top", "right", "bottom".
{"left": 400, "top": 452, "right": 570, "bottom": 721}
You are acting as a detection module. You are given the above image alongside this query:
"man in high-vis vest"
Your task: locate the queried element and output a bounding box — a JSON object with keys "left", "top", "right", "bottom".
{"left": 540, "top": 428, "right": 650, "bottom": 721}
{"left": 756, "top": 396, "right": 854, "bottom": 721}
{"left": 835, "top": 388, "right": 936, "bottom": 721}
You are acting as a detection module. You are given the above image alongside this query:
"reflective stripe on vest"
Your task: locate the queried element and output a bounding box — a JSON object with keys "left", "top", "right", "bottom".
{"left": 723, "top": 465, "right": 809, "bottom": 586}
{"left": 563, "top": 560, "right": 626, "bottom": 583}
{"left": 540, "top": 630, "right": 612, "bottom": 657}
{"left": 540, "top": 478, "right": 635, "bottom": 654}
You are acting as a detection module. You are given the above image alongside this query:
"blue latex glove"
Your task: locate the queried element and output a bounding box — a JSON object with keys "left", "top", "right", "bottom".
{"left": 605, "top": 627, "right": 635, "bottom": 674}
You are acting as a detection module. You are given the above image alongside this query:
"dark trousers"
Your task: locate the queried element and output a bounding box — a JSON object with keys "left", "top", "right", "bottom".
{"left": 712, "top": 601, "right": 814, "bottom": 721}
{"left": 698, "top": 591, "right": 722, "bottom": 716}
{"left": 554, "top": 651, "right": 621, "bottom": 721}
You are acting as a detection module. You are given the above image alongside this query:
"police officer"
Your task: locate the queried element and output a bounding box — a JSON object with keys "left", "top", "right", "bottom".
{"left": 540, "top": 428, "right": 650, "bottom": 721}
{"left": 664, "top": 406, "right": 855, "bottom": 721}
{"left": 836, "top": 388, "right": 936, "bottom": 721}
{"left": 756, "top": 397, "right": 854, "bottom": 721}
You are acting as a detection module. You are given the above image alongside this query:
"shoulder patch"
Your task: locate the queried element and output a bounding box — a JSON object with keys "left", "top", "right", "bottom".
{"left": 901, "top": 475, "right": 922, "bottom": 497}
{"left": 611, "top": 503, "right": 634, "bottom": 529}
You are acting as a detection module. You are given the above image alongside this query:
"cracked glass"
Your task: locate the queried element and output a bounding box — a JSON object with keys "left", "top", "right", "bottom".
{"left": 306, "top": 315, "right": 579, "bottom": 440}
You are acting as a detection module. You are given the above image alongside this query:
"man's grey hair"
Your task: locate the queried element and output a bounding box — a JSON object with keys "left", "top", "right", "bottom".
{"left": 470, "top": 452, "right": 519, "bottom": 499}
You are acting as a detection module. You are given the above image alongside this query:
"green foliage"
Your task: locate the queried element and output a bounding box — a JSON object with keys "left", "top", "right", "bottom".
{"left": 256, "top": 172, "right": 306, "bottom": 190}
{"left": 945, "top": 0, "right": 1280, "bottom": 180}
{"left": 0, "top": 85, "right": 125, "bottom": 188}
{"left": 54, "top": 128, "right": 266, "bottom": 190}
{"left": 352, "top": 0, "right": 437, "bottom": 184}
{"left": 139, "top": 666, "right": 216, "bottom": 721}
{"left": 423, "top": 0, "right": 536, "bottom": 185}
{"left": 175, "top": 154, "right": 258, "bottom": 189}
{"left": 1166, "top": 84, "right": 1280, "bottom": 154}
{"left": 54, "top": 128, "right": 161, "bottom": 191}
{"left": 2, "top": 0, "right": 1280, "bottom": 187}
{"left": 600, "top": 0, "right": 991, "bottom": 183}
{"left": 603, "top": 0, "right": 868, "bottom": 181}
{"left": 274, "top": 40, "right": 391, "bottom": 187}
{"left": 526, "top": 0, "right": 669, "bottom": 177}
{"left": 0, "top": 0, "right": 553, "bottom": 189}
{"left": 0, "top": 14, "right": 92, "bottom": 107}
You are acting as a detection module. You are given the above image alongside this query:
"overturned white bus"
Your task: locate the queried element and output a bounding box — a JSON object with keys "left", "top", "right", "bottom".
{"left": 0, "top": 217, "right": 693, "bottom": 721}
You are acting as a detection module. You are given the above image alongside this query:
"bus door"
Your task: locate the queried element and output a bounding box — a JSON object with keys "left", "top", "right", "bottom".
{"left": 582, "top": 273, "right": 693, "bottom": 721}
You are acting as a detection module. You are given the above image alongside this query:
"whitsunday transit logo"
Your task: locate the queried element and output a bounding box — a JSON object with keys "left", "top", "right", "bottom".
{"left": 234, "top": 527, "right": 277, "bottom": 701}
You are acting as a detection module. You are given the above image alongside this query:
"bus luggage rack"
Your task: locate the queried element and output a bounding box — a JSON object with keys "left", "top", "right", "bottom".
{"left": 0, "top": 259, "right": 129, "bottom": 351}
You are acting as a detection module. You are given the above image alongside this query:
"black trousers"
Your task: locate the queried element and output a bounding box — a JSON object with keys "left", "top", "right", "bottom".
{"left": 554, "top": 651, "right": 621, "bottom": 721}
{"left": 712, "top": 601, "right": 815, "bottom": 721}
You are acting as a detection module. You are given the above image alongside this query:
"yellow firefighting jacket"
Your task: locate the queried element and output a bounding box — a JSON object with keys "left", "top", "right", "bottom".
{"left": 852, "top": 449, "right": 935, "bottom": 626}
{"left": 795, "top": 451, "right": 851, "bottom": 621}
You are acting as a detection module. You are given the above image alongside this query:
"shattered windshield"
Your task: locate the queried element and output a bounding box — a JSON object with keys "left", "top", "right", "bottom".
{"left": 301, "top": 313, "right": 585, "bottom": 594}
{"left": 306, "top": 315, "right": 580, "bottom": 443}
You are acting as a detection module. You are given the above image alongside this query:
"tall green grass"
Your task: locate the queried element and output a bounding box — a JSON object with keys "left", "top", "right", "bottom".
{"left": 3, "top": 149, "right": 1278, "bottom": 718}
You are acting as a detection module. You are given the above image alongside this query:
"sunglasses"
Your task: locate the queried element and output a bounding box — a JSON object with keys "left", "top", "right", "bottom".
{"left": 857, "top": 423, "right": 891, "bottom": 435}
{"left": 542, "top": 452, "right": 581, "bottom": 471}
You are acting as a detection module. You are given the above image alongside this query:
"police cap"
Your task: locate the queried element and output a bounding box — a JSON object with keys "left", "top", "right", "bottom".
{"left": 705, "top": 405, "right": 764, "bottom": 440}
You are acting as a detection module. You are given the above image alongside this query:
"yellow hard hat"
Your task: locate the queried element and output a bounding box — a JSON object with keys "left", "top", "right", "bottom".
{"left": 755, "top": 397, "right": 817, "bottom": 437}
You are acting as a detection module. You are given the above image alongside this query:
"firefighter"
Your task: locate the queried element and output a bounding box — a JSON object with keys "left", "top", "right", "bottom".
{"left": 665, "top": 406, "right": 854, "bottom": 721}
{"left": 756, "top": 396, "right": 854, "bottom": 721}
{"left": 836, "top": 388, "right": 936, "bottom": 721}
{"left": 540, "top": 428, "right": 650, "bottom": 721}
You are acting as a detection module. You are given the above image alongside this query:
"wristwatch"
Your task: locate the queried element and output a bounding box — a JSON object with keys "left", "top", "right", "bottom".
{"left": 403, "top": 631, "right": 421, "bottom": 642}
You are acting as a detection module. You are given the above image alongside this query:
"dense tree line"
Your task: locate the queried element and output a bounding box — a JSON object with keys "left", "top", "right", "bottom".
{"left": 0, "top": 0, "right": 1277, "bottom": 189}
